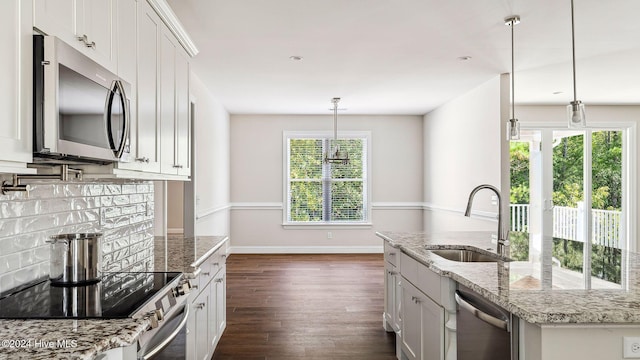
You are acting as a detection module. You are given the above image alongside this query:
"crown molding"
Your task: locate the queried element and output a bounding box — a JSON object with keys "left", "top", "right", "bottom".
{"left": 147, "top": 0, "right": 199, "bottom": 57}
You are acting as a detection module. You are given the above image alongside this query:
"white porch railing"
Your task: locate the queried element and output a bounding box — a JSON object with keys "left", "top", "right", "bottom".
{"left": 509, "top": 204, "right": 622, "bottom": 249}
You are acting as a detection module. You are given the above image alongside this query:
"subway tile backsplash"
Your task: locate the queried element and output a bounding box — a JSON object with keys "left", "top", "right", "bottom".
{"left": 0, "top": 180, "right": 154, "bottom": 294}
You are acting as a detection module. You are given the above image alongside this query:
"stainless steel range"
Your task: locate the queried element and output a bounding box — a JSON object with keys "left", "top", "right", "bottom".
{"left": 0, "top": 272, "right": 192, "bottom": 359}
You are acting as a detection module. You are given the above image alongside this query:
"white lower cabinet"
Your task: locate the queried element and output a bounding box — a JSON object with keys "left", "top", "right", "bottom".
{"left": 384, "top": 261, "right": 401, "bottom": 332}
{"left": 193, "top": 288, "right": 211, "bottom": 360}
{"left": 400, "top": 280, "right": 444, "bottom": 360}
{"left": 186, "top": 247, "right": 227, "bottom": 359}
{"left": 385, "top": 250, "right": 456, "bottom": 360}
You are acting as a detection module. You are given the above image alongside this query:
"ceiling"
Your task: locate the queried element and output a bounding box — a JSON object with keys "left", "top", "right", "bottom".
{"left": 167, "top": 0, "right": 640, "bottom": 115}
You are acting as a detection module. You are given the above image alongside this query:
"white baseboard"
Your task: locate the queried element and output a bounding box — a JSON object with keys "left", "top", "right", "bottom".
{"left": 229, "top": 245, "right": 384, "bottom": 254}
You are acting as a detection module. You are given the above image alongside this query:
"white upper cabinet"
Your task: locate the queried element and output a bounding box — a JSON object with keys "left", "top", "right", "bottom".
{"left": 116, "top": 0, "right": 136, "bottom": 85}
{"left": 159, "top": 28, "right": 191, "bottom": 177}
{"left": 0, "top": 0, "right": 34, "bottom": 173}
{"left": 159, "top": 31, "right": 177, "bottom": 175}
{"left": 114, "top": 0, "right": 162, "bottom": 174}
{"left": 175, "top": 48, "right": 191, "bottom": 177}
{"left": 34, "top": 0, "right": 117, "bottom": 72}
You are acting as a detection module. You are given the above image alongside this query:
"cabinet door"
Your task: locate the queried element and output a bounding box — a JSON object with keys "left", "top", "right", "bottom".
{"left": 116, "top": 0, "right": 136, "bottom": 84}
{"left": 0, "top": 0, "right": 33, "bottom": 171}
{"left": 384, "top": 262, "right": 397, "bottom": 331}
{"left": 215, "top": 270, "right": 226, "bottom": 339}
{"left": 34, "top": 0, "right": 116, "bottom": 72}
{"left": 135, "top": 1, "right": 161, "bottom": 172}
{"left": 402, "top": 281, "right": 421, "bottom": 360}
{"left": 402, "top": 279, "right": 444, "bottom": 360}
{"left": 159, "top": 30, "right": 177, "bottom": 175}
{"left": 194, "top": 289, "right": 211, "bottom": 360}
{"left": 420, "top": 289, "right": 444, "bottom": 360}
{"left": 174, "top": 48, "right": 191, "bottom": 176}
{"left": 33, "top": 0, "right": 76, "bottom": 44}
{"left": 393, "top": 269, "right": 402, "bottom": 332}
{"left": 79, "top": 0, "right": 116, "bottom": 70}
{"left": 208, "top": 275, "right": 220, "bottom": 353}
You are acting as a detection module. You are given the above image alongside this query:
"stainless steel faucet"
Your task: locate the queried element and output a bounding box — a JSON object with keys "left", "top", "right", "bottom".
{"left": 464, "top": 184, "right": 510, "bottom": 257}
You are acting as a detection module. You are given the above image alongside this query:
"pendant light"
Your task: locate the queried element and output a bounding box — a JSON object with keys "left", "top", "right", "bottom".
{"left": 567, "top": 0, "right": 586, "bottom": 128}
{"left": 324, "top": 97, "right": 349, "bottom": 165}
{"left": 505, "top": 15, "right": 521, "bottom": 140}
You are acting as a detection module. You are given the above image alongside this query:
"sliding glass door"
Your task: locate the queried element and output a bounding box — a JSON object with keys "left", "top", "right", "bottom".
{"left": 510, "top": 128, "right": 628, "bottom": 290}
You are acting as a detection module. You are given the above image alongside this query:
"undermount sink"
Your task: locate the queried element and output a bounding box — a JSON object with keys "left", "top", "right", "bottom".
{"left": 426, "top": 246, "right": 511, "bottom": 263}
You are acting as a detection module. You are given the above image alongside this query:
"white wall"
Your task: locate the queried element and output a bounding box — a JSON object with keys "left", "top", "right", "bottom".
{"left": 230, "top": 114, "right": 424, "bottom": 252}
{"left": 190, "top": 73, "right": 231, "bottom": 236}
{"left": 167, "top": 180, "right": 184, "bottom": 233}
{"left": 423, "top": 76, "right": 506, "bottom": 234}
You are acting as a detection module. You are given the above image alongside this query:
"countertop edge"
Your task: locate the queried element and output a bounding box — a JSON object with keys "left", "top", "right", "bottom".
{"left": 190, "top": 236, "right": 230, "bottom": 269}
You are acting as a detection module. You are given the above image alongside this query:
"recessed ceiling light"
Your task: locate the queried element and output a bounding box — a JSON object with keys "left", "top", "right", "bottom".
{"left": 457, "top": 56, "right": 472, "bottom": 61}
{"left": 289, "top": 55, "right": 304, "bottom": 61}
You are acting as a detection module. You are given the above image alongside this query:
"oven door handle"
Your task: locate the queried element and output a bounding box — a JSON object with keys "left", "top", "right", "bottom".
{"left": 455, "top": 290, "right": 509, "bottom": 331}
{"left": 139, "top": 304, "right": 190, "bottom": 360}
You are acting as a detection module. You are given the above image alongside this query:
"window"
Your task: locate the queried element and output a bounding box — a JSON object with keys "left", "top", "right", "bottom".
{"left": 285, "top": 132, "right": 369, "bottom": 224}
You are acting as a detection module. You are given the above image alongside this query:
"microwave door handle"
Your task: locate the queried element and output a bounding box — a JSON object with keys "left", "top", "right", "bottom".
{"left": 107, "top": 80, "right": 129, "bottom": 158}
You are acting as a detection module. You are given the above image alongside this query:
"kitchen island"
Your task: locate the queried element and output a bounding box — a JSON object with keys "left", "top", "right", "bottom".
{"left": 0, "top": 235, "right": 228, "bottom": 360}
{"left": 378, "top": 230, "right": 640, "bottom": 360}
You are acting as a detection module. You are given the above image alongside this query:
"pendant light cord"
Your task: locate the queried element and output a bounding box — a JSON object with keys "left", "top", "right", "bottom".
{"left": 332, "top": 98, "right": 339, "bottom": 142}
{"left": 511, "top": 18, "right": 515, "bottom": 120}
{"left": 571, "top": 0, "right": 577, "bottom": 102}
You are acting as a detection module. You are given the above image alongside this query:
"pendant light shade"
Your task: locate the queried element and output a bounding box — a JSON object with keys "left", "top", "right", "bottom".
{"left": 567, "top": 0, "right": 586, "bottom": 128}
{"left": 505, "top": 15, "right": 521, "bottom": 141}
{"left": 324, "top": 97, "right": 349, "bottom": 165}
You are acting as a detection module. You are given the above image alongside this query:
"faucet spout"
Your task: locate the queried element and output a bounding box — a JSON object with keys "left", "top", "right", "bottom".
{"left": 464, "top": 184, "right": 509, "bottom": 257}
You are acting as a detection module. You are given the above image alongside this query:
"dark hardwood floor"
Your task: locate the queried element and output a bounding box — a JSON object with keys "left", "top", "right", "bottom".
{"left": 212, "top": 254, "right": 396, "bottom": 360}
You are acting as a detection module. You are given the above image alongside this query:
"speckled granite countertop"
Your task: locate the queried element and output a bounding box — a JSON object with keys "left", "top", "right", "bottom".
{"left": 0, "top": 312, "right": 149, "bottom": 359}
{"left": 377, "top": 231, "right": 640, "bottom": 325}
{"left": 154, "top": 235, "right": 229, "bottom": 275}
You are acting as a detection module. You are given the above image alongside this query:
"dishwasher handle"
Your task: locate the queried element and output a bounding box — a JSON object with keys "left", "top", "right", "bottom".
{"left": 455, "top": 290, "right": 509, "bottom": 331}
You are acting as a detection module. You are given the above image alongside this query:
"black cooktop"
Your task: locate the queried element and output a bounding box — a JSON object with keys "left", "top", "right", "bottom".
{"left": 0, "top": 272, "right": 180, "bottom": 319}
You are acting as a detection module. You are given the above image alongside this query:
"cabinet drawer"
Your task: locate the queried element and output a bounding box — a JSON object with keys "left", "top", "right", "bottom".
{"left": 400, "top": 252, "right": 441, "bottom": 305}
{"left": 384, "top": 242, "right": 399, "bottom": 266}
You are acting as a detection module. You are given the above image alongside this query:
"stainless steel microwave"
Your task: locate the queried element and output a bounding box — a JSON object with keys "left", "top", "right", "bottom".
{"left": 33, "top": 35, "right": 131, "bottom": 164}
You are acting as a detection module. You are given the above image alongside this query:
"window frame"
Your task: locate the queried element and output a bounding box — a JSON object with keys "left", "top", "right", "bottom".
{"left": 283, "top": 131, "right": 372, "bottom": 228}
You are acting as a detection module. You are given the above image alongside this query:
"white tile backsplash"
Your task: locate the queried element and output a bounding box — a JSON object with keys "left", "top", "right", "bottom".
{"left": 0, "top": 180, "right": 154, "bottom": 294}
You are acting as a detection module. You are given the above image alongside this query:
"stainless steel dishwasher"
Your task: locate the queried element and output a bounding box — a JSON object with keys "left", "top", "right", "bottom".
{"left": 455, "top": 285, "right": 519, "bottom": 360}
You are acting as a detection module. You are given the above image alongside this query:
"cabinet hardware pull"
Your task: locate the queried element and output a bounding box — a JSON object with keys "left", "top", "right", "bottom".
{"left": 77, "top": 34, "right": 95, "bottom": 48}
{"left": 173, "top": 164, "right": 183, "bottom": 168}
{"left": 388, "top": 252, "right": 396, "bottom": 256}
{"left": 191, "top": 285, "right": 198, "bottom": 289}
{"left": 215, "top": 278, "right": 224, "bottom": 283}
{"left": 202, "top": 272, "right": 210, "bottom": 276}
{"left": 195, "top": 303, "right": 205, "bottom": 309}
{"left": 389, "top": 271, "right": 397, "bottom": 275}
{"left": 212, "top": 262, "right": 219, "bottom": 266}
{"left": 135, "top": 157, "right": 150, "bottom": 163}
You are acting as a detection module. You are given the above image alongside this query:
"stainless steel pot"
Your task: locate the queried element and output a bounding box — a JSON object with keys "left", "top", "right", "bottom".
{"left": 46, "top": 233, "right": 103, "bottom": 285}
